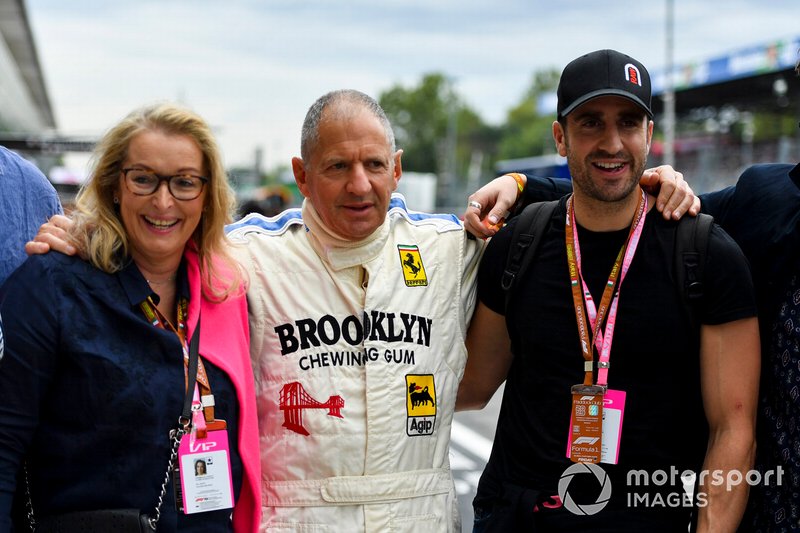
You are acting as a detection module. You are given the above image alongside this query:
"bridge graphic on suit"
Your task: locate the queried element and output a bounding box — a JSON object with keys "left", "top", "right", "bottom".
{"left": 279, "top": 381, "right": 344, "bottom": 436}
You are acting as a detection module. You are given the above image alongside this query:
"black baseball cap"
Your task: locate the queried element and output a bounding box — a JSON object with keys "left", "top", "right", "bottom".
{"left": 557, "top": 49, "right": 653, "bottom": 119}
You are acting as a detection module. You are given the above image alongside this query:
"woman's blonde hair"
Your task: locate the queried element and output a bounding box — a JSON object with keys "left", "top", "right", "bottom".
{"left": 70, "top": 102, "right": 243, "bottom": 300}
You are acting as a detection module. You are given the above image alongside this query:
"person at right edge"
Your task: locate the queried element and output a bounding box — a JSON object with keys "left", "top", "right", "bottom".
{"left": 457, "top": 49, "right": 760, "bottom": 532}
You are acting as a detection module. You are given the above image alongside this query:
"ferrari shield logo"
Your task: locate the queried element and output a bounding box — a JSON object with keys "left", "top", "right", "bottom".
{"left": 398, "top": 245, "right": 428, "bottom": 287}
{"left": 406, "top": 374, "right": 436, "bottom": 436}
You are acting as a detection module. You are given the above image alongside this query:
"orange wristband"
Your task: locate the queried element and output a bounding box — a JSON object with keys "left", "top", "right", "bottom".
{"left": 508, "top": 173, "right": 525, "bottom": 198}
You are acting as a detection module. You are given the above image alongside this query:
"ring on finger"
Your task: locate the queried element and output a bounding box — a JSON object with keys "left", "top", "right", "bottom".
{"left": 468, "top": 200, "right": 482, "bottom": 210}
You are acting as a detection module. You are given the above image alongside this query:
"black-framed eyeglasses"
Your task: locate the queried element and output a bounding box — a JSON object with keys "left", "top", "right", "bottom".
{"left": 121, "top": 168, "right": 208, "bottom": 201}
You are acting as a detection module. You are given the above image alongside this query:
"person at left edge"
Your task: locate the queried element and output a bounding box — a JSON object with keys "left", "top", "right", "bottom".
{"left": 0, "top": 145, "right": 62, "bottom": 422}
{"left": 0, "top": 144, "right": 63, "bottom": 284}
{"left": 0, "top": 103, "right": 260, "bottom": 532}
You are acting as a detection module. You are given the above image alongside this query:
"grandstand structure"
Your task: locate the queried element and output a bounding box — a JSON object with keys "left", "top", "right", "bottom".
{"left": 0, "top": 0, "right": 95, "bottom": 201}
{"left": 0, "top": 0, "right": 53, "bottom": 134}
{"left": 650, "top": 35, "right": 800, "bottom": 192}
{"left": 0, "top": 0, "right": 64, "bottom": 185}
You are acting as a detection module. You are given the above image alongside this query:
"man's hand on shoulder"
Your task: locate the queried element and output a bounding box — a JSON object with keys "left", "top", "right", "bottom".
{"left": 25, "top": 214, "right": 78, "bottom": 256}
{"left": 463, "top": 173, "right": 524, "bottom": 239}
{"left": 640, "top": 165, "right": 701, "bottom": 220}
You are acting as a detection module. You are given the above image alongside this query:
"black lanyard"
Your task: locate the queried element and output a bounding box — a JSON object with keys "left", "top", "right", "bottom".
{"left": 180, "top": 315, "right": 201, "bottom": 429}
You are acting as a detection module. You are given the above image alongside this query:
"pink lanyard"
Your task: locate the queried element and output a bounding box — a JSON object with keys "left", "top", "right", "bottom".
{"left": 565, "top": 189, "right": 647, "bottom": 387}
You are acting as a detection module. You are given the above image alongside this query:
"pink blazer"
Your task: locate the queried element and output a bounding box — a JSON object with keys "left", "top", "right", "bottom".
{"left": 184, "top": 245, "right": 261, "bottom": 532}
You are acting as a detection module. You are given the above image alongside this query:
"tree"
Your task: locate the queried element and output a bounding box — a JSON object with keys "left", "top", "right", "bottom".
{"left": 379, "top": 73, "right": 499, "bottom": 205}
{"left": 379, "top": 73, "right": 452, "bottom": 174}
{"left": 497, "top": 68, "right": 560, "bottom": 160}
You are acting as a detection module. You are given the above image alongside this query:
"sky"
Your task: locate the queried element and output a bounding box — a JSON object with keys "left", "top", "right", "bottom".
{"left": 24, "top": 0, "right": 800, "bottom": 174}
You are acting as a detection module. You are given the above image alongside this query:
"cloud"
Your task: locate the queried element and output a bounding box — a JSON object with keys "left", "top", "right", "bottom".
{"left": 25, "top": 0, "right": 800, "bottom": 170}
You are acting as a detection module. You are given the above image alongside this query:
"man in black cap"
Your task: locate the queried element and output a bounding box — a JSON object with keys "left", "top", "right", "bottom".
{"left": 458, "top": 49, "right": 760, "bottom": 532}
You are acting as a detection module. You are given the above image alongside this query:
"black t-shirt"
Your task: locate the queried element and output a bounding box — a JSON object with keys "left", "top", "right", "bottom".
{"left": 475, "top": 197, "right": 757, "bottom": 530}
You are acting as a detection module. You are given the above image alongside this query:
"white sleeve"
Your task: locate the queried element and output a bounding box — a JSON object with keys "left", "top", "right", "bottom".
{"left": 460, "top": 234, "right": 486, "bottom": 332}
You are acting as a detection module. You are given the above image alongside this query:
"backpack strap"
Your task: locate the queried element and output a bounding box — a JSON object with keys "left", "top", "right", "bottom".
{"left": 502, "top": 200, "right": 560, "bottom": 315}
{"left": 674, "top": 213, "right": 714, "bottom": 325}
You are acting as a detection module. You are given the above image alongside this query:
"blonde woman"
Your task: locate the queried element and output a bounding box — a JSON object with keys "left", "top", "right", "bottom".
{"left": 0, "top": 103, "right": 260, "bottom": 532}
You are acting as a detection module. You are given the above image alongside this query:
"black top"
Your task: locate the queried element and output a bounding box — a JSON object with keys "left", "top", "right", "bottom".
{"left": 475, "top": 198, "right": 757, "bottom": 530}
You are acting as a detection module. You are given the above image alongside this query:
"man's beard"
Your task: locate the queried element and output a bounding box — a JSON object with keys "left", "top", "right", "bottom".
{"left": 566, "top": 148, "right": 646, "bottom": 204}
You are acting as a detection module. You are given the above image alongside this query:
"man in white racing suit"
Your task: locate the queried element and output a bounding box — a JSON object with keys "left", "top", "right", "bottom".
{"left": 227, "top": 89, "right": 483, "bottom": 532}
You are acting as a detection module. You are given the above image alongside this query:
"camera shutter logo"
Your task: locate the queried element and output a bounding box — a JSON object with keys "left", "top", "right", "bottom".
{"left": 558, "top": 462, "right": 612, "bottom": 516}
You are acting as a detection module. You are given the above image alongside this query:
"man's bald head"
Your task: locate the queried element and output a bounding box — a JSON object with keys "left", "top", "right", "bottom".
{"left": 300, "top": 89, "right": 396, "bottom": 166}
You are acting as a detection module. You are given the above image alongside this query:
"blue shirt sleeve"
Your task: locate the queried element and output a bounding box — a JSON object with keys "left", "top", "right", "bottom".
{"left": 0, "top": 147, "right": 63, "bottom": 285}
{"left": 697, "top": 186, "right": 734, "bottom": 222}
{"left": 521, "top": 175, "right": 572, "bottom": 207}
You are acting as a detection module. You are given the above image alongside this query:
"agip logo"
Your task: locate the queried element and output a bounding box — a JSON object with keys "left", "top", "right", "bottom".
{"left": 398, "top": 245, "right": 428, "bottom": 287}
{"left": 406, "top": 374, "right": 436, "bottom": 436}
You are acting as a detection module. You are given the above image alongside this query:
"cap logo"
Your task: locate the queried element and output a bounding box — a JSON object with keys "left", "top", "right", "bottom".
{"left": 624, "top": 63, "right": 642, "bottom": 86}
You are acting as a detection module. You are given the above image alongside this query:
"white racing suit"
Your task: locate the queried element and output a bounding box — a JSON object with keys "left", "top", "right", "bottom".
{"left": 227, "top": 194, "right": 483, "bottom": 532}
